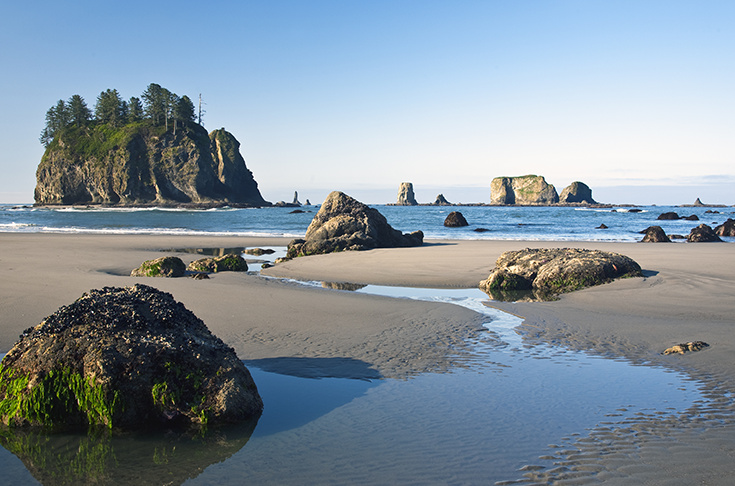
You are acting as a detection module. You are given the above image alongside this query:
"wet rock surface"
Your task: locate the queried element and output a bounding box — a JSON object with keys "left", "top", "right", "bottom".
{"left": 131, "top": 256, "right": 187, "bottom": 277}
{"left": 480, "top": 248, "right": 643, "bottom": 300}
{"left": 187, "top": 254, "right": 248, "bottom": 273}
{"left": 640, "top": 226, "right": 671, "bottom": 242}
{"left": 687, "top": 224, "right": 723, "bottom": 242}
{"left": 285, "top": 191, "right": 423, "bottom": 259}
{"left": 715, "top": 218, "right": 735, "bottom": 237}
{"left": 0, "top": 284, "right": 262, "bottom": 430}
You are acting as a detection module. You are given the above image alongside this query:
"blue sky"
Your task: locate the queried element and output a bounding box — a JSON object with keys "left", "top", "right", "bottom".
{"left": 1, "top": 0, "right": 733, "bottom": 205}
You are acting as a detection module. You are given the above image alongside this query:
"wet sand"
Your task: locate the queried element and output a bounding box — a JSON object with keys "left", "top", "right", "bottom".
{"left": 1, "top": 233, "right": 734, "bottom": 483}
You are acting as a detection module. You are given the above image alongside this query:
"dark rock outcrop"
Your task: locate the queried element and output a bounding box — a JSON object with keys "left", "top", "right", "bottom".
{"left": 663, "top": 341, "right": 709, "bottom": 355}
{"left": 131, "top": 256, "right": 187, "bottom": 277}
{"left": 490, "top": 175, "right": 559, "bottom": 205}
{"left": 640, "top": 226, "right": 671, "bottom": 242}
{"left": 286, "top": 191, "right": 423, "bottom": 258}
{"left": 35, "top": 124, "right": 268, "bottom": 207}
{"left": 559, "top": 181, "right": 596, "bottom": 204}
{"left": 657, "top": 212, "right": 681, "bottom": 220}
{"left": 715, "top": 218, "right": 735, "bottom": 236}
{"left": 444, "top": 211, "right": 469, "bottom": 227}
{"left": 0, "top": 285, "right": 262, "bottom": 430}
{"left": 433, "top": 194, "right": 451, "bottom": 205}
{"left": 187, "top": 254, "right": 248, "bottom": 273}
{"left": 396, "top": 182, "right": 418, "bottom": 206}
{"left": 687, "top": 224, "right": 723, "bottom": 242}
{"left": 479, "top": 248, "right": 643, "bottom": 301}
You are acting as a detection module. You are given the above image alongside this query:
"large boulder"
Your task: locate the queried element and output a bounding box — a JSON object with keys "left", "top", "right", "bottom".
{"left": 559, "top": 181, "right": 596, "bottom": 204}
{"left": 640, "top": 226, "right": 671, "bottom": 242}
{"left": 396, "top": 182, "right": 418, "bottom": 205}
{"left": 479, "top": 248, "right": 643, "bottom": 300}
{"left": 286, "top": 191, "right": 423, "bottom": 258}
{"left": 490, "top": 175, "right": 559, "bottom": 205}
{"left": 444, "top": 211, "right": 469, "bottom": 227}
{"left": 687, "top": 224, "right": 723, "bottom": 242}
{"left": 131, "top": 256, "right": 187, "bottom": 277}
{"left": 715, "top": 218, "right": 735, "bottom": 237}
{"left": 187, "top": 254, "right": 248, "bottom": 273}
{"left": 0, "top": 285, "right": 262, "bottom": 430}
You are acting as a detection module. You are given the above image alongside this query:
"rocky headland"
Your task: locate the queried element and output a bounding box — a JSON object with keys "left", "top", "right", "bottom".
{"left": 35, "top": 124, "right": 268, "bottom": 207}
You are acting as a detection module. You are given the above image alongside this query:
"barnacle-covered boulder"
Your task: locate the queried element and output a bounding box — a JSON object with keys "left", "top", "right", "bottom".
{"left": 0, "top": 284, "right": 262, "bottom": 430}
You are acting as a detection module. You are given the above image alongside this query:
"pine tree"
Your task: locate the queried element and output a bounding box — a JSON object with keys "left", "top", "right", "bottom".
{"left": 94, "top": 89, "right": 125, "bottom": 126}
{"left": 141, "top": 83, "right": 167, "bottom": 125}
{"left": 67, "top": 94, "right": 91, "bottom": 128}
{"left": 127, "top": 96, "right": 144, "bottom": 122}
{"left": 39, "top": 99, "right": 70, "bottom": 147}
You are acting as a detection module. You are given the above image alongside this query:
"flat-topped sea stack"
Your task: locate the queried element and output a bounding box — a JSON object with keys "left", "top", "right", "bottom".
{"left": 286, "top": 191, "right": 423, "bottom": 259}
{"left": 35, "top": 124, "right": 268, "bottom": 207}
{"left": 490, "top": 175, "right": 559, "bottom": 205}
{"left": 396, "top": 182, "right": 418, "bottom": 205}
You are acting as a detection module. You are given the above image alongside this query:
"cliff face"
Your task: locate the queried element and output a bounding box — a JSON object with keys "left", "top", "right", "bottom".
{"left": 490, "top": 175, "right": 559, "bottom": 205}
{"left": 559, "top": 181, "right": 596, "bottom": 204}
{"left": 396, "top": 182, "right": 418, "bottom": 205}
{"left": 34, "top": 123, "right": 268, "bottom": 207}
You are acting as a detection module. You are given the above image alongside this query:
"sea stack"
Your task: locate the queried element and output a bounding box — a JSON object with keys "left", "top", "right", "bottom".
{"left": 559, "top": 182, "right": 596, "bottom": 204}
{"left": 396, "top": 182, "right": 418, "bottom": 206}
{"left": 490, "top": 175, "right": 559, "bottom": 205}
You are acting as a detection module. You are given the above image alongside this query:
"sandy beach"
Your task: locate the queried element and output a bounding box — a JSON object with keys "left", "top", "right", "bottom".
{"left": 1, "top": 233, "right": 734, "bottom": 484}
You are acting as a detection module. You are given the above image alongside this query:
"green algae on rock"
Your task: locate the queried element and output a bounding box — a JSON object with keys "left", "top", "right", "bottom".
{"left": 480, "top": 248, "right": 643, "bottom": 301}
{"left": 131, "top": 256, "right": 187, "bottom": 277}
{"left": 0, "top": 284, "right": 262, "bottom": 430}
{"left": 186, "top": 254, "right": 248, "bottom": 273}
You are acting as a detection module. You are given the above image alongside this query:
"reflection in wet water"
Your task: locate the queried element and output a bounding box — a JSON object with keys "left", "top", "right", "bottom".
{"left": 0, "top": 419, "right": 258, "bottom": 486}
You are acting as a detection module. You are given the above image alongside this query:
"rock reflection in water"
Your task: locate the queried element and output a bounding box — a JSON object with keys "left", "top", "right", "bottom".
{"left": 0, "top": 418, "right": 258, "bottom": 486}
{"left": 479, "top": 287, "right": 558, "bottom": 302}
{"left": 321, "top": 281, "right": 367, "bottom": 291}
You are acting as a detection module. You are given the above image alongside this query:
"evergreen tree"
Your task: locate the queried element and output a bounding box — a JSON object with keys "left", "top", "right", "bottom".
{"left": 127, "top": 96, "right": 144, "bottom": 122}
{"left": 94, "top": 89, "right": 125, "bottom": 126}
{"left": 67, "top": 94, "right": 91, "bottom": 128}
{"left": 141, "top": 83, "right": 167, "bottom": 125}
{"left": 39, "top": 99, "right": 70, "bottom": 147}
{"left": 176, "top": 95, "right": 196, "bottom": 125}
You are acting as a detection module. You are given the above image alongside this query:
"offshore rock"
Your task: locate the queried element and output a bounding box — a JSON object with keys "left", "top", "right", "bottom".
{"left": 479, "top": 248, "right": 643, "bottom": 300}
{"left": 0, "top": 285, "right": 262, "bottom": 430}
{"left": 657, "top": 212, "right": 681, "bottom": 220}
{"left": 715, "top": 218, "right": 735, "bottom": 237}
{"left": 444, "top": 211, "right": 469, "bottom": 227}
{"left": 433, "top": 194, "right": 451, "bottom": 205}
{"left": 286, "top": 191, "right": 423, "bottom": 258}
{"left": 559, "top": 181, "right": 596, "bottom": 204}
{"left": 35, "top": 124, "right": 268, "bottom": 207}
{"left": 490, "top": 175, "right": 559, "bottom": 205}
{"left": 131, "top": 256, "right": 187, "bottom": 277}
{"left": 640, "top": 226, "right": 671, "bottom": 243}
{"left": 687, "top": 224, "right": 722, "bottom": 242}
{"left": 396, "top": 182, "right": 418, "bottom": 205}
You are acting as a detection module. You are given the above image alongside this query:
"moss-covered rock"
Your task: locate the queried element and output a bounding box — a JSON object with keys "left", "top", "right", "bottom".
{"left": 480, "top": 248, "right": 643, "bottom": 300}
{"left": 0, "top": 285, "right": 262, "bottom": 431}
{"left": 131, "top": 256, "right": 186, "bottom": 277}
{"left": 186, "top": 254, "right": 248, "bottom": 273}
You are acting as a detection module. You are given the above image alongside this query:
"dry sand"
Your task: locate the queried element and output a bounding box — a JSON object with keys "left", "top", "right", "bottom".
{"left": 1, "top": 233, "right": 734, "bottom": 483}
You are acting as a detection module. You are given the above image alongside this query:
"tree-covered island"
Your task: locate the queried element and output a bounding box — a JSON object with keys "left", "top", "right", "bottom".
{"left": 35, "top": 83, "right": 268, "bottom": 207}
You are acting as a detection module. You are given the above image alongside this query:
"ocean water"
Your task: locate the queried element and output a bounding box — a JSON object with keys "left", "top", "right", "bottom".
{"left": 1, "top": 203, "right": 734, "bottom": 241}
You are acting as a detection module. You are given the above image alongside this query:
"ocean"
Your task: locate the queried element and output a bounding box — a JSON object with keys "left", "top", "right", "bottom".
{"left": 1, "top": 203, "right": 733, "bottom": 242}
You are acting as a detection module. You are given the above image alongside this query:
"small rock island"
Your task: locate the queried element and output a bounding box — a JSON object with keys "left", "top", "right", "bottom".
{"left": 34, "top": 84, "right": 268, "bottom": 207}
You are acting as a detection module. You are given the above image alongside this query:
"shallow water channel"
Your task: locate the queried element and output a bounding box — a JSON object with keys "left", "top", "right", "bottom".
{"left": 0, "top": 270, "right": 714, "bottom": 485}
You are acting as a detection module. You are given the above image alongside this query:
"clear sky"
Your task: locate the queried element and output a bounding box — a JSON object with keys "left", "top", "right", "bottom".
{"left": 1, "top": 0, "right": 733, "bottom": 205}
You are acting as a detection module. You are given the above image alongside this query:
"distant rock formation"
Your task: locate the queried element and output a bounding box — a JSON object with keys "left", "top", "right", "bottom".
{"left": 396, "top": 182, "right": 418, "bottom": 206}
{"left": 479, "top": 248, "right": 643, "bottom": 301}
{"left": 292, "top": 191, "right": 301, "bottom": 205}
{"left": 490, "top": 175, "right": 559, "bottom": 205}
{"left": 640, "top": 226, "right": 671, "bottom": 242}
{"left": 693, "top": 198, "right": 705, "bottom": 207}
{"left": 35, "top": 125, "right": 268, "bottom": 207}
{"left": 444, "top": 211, "right": 469, "bottom": 227}
{"left": 433, "top": 194, "right": 451, "bottom": 205}
{"left": 559, "top": 182, "right": 596, "bottom": 204}
{"left": 657, "top": 212, "right": 681, "bottom": 220}
{"left": 0, "top": 284, "right": 262, "bottom": 430}
{"left": 305, "top": 199, "right": 311, "bottom": 206}
{"left": 687, "top": 224, "right": 722, "bottom": 242}
{"left": 285, "top": 191, "right": 423, "bottom": 259}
